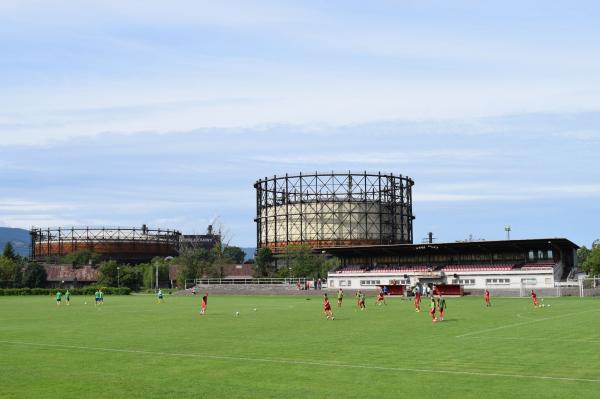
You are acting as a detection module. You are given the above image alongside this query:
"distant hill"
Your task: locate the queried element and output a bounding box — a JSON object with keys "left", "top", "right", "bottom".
{"left": 0, "top": 227, "right": 31, "bottom": 257}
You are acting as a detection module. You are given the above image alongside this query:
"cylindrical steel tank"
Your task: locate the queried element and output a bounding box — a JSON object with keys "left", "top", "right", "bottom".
{"left": 254, "top": 172, "right": 414, "bottom": 253}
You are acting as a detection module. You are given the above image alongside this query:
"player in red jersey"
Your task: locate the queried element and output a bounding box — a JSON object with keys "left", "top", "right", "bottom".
{"left": 414, "top": 287, "right": 421, "bottom": 312}
{"left": 375, "top": 288, "right": 387, "bottom": 306}
{"left": 531, "top": 290, "right": 539, "bottom": 307}
{"left": 484, "top": 289, "right": 491, "bottom": 307}
{"left": 200, "top": 292, "right": 208, "bottom": 315}
{"left": 323, "top": 293, "right": 334, "bottom": 320}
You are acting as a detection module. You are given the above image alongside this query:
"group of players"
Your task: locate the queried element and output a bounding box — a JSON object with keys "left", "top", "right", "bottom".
{"left": 321, "top": 286, "right": 544, "bottom": 322}
{"left": 52, "top": 284, "right": 543, "bottom": 318}
{"left": 54, "top": 289, "right": 104, "bottom": 306}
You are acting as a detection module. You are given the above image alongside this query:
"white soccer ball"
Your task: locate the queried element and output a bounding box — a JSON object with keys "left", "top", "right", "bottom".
{"left": 253, "top": 308, "right": 257, "bottom": 311}
{"left": 235, "top": 311, "right": 240, "bottom": 317}
{"left": 84, "top": 302, "right": 87, "bottom": 305}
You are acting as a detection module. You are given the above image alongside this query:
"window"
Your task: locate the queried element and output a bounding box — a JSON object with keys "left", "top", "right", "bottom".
{"left": 452, "top": 279, "right": 475, "bottom": 286}
{"left": 339, "top": 280, "right": 352, "bottom": 287}
{"left": 486, "top": 278, "right": 510, "bottom": 285}
{"left": 360, "top": 280, "right": 381, "bottom": 286}
{"left": 547, "top": 250, "right": 553, "bottom": 259}
{"left": 528, "top": 250, "right": 535, "bottom": 260}
{"left": 521, "top": 278, "right": 537, "bottom": 285}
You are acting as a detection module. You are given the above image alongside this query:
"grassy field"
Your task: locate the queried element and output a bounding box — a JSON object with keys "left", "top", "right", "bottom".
{"left": 1, "top": 294, "right": 599, "bottom": 398}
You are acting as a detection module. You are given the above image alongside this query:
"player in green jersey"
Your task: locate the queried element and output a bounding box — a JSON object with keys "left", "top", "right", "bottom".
{"left": 157, "top": 289, "right": 164, "bottom": 303}
{"left": 428, "top": 297, "right": 437, "bottom": 322}
{"left": 65, "top": 290, "right": 71, "bottom": 306}
{"left": 94, "top": 289, "right": 101, "bottom": 305}
{"left": 337, "top": 289, "right": 344, "bottom": 308}
{"left": 437, "top": 295, "right": 446, "bottom": 321}
{"left": 358, "top": 291, "right": 366, "bottom": 310}
{"left": 55, "top": 291, "right": 62, "bottom": 306}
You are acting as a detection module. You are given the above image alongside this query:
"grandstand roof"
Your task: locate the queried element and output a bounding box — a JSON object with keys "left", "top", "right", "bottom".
{"left": 319, "top": 238, "right": 578, "bottom": 257}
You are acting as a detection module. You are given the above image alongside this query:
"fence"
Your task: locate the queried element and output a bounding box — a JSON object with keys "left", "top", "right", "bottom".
{"left": 580, "top": 278, "right": 600, "bottom": 297}
{"left": 185, "top": 278, "right": 307, "bottom": 289}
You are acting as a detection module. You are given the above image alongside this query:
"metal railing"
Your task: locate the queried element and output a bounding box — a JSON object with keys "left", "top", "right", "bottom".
{"left": 185, "top": 278, "right": 307, "bottom": 289}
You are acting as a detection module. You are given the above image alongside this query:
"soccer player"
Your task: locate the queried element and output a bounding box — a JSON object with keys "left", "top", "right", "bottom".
{"left": 94, "top": 289, "right": 101, "bottom": 306}
{"left": 65, "top": 289, "right": 71, "bottom": 306}
{"left": 99, "top": 289, "right": 104, "bottom": 305}
{"left": 429, "top": 296, "right": 437, "bottom": 322}
{"left": 484, "top": 289, "right": 491, "bottom": 307}
{"left": 337, "top": 288, "right": 344, "bottom": 308}
{"left": 359, "top": 291, "right": 366, "bottom": 310}
{"left": 414, "top": 286, "right": 421, "bottom": 312}
{"left": 157, "top": 289, "right": 164, "bottom": 303}
{"left": 438, "top": 295, "right": 446, "bottom": 321}
{"left": 376, "top": 288, "right": 387, "bottom": 306}
{"left": 355, "top": 290, "right": 361, "bottom": 309}
{"left": 55, "top": 290, "right": 62, "bottom": 306}
{"left": 200, "top": 292, "right": 208, "bottom": 315}
{"left": 531, "top": 290, "right": 539, "bottom": 307}
{"left": 323, "top": 293, "right": 334, "bottom": 320}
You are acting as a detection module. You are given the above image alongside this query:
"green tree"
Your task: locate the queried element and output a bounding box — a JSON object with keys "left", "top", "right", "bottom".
{"left": 98, "top": 260, "right": 143, "bottom": 290}
{"left": 582, "top": 242, "right": 600, "bottom": 276}
{"left": 253, "top": 247, "right": 275, "bottom": 277}
{"left": 3, "top": 242, "right": 16, "bottom": 260}
{"left": 577, "top": 246, "right": 591, "bottom": 267}
{"left": 21, "top": 262, "right": 47, "bottom": 288}
{"left": 223, "top": 246, "right": 246, "bottom": 264}
{"left": 98, "top": 260, "right": 119, "bottom": 286}
{"left": 62, "top": 250, "right": 101, "bottom": 267}
{"left": 0, "top": 256, "right": 18, "bottom": 288}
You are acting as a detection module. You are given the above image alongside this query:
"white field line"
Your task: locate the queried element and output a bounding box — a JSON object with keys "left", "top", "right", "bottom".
{"left": 464, "top": 336, "right": 600, "bottom": 344}
{"left": 1, "top": 340, "right": 599, "bottom": 383}
{"left": 455, "top": 309, "right": 600, "bottom": 338}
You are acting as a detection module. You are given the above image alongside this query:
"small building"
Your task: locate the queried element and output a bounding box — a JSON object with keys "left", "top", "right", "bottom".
{"left": 44, "top": 265, "right": 99, "bottom": 288}
{"left": 323, "top": 238, "right": 578, "bottom": 292}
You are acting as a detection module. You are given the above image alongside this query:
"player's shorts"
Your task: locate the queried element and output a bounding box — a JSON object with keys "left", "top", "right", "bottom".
{"left": 158, "top": 295, "right": 163, "bottom": 299}
{"left": 324, "top": 305, "right": 331, "bottom": 311}
{"left": 429, "top": 309, "right": 435, "bottom": 315}
{"left": 56, "top": 298, "right": 61, "bottom": 302}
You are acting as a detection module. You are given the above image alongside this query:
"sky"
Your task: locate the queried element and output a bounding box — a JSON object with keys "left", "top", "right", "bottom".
{"left": 0, "top": 1, "right": 599, "bottom": 247}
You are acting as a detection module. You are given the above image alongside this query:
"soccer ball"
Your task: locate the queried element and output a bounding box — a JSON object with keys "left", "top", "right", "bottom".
{"left": 84, "top": 302, "right": 87, "bottom": 305}
{"left": 235, "top": 311, "right": 240, "bottom": 317}
{"left": 253, "top": 308, "right": 257, "bottom": 311}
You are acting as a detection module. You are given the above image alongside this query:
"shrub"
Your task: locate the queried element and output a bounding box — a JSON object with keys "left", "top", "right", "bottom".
{"left": 0, "top": 287, "right": 131, "bottom": 296}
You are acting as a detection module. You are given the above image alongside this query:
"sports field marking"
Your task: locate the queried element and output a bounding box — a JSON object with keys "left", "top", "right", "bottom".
{"left": 465, "top": 336, "right": 600, "bottom": 344}
{"left": 1, "top": 340, "right": 599, "bottom": 383}
{"left": 455, "top": 308, "right": 600, "bottom": 338}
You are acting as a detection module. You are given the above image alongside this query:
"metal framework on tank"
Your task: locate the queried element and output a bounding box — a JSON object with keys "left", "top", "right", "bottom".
{"left": 254, "top": 171, "right": 414, "bottom": 252}
{"left": 30, "top": 226, "right": 181, "bottom": 262}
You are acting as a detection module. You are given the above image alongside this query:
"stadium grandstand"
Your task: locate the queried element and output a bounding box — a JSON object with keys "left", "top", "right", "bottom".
{"left": 323, "top": 238, "right": 578, "bottom": 293}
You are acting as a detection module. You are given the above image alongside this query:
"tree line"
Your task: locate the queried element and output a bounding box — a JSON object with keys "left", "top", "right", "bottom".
{"left": 577, "top": 239, "right": 600, "bottom": 277}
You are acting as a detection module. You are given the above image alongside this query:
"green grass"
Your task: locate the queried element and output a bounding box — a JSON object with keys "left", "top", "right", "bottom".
{"left": 1, "top": 294, "right": 599, "bottom": 398}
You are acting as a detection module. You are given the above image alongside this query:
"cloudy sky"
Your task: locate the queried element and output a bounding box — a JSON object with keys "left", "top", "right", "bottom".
{"left": 1, "top": 1, "right": 599, "bottom": 247}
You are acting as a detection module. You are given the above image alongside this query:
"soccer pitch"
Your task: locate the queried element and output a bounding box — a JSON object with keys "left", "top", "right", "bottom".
{"left": 1, "top": 295, "right": 599, "bottom": 398}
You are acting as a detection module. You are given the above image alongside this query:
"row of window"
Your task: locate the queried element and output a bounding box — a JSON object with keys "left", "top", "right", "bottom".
{"left": 452, "top": 279, "right": 476, "bottom": 286}
{"left": 334, "top": 277, "right": 552, "bottom": 287}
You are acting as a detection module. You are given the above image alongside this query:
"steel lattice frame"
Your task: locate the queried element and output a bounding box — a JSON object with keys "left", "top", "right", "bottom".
{"left": 30, "top": 226, "right": 181, "bottom": 262}
{"left": 254, "top": 171, "right": 414, "bottom": 252}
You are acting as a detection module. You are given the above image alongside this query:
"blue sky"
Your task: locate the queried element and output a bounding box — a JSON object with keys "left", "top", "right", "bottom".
{"left": 0, "top": 1, "right": 599, "bottom": 247}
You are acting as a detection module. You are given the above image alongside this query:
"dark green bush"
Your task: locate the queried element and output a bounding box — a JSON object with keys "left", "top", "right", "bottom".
{"left": 0, "top": 287, "right": 131, "bottom": 296}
